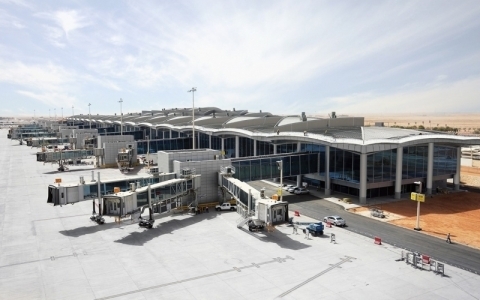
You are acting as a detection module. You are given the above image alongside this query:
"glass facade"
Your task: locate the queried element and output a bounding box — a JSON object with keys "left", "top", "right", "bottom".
{"left": 402, "top": 146, "right": 428, "bottom": 179}
{"left": 199, "top": 132, "right": 210, "bottom": 149}
{"left": 224, "top": 137, "right": 235, "bottom": 158}
{"left": 211, "top": 136, "right": 221, "bottom": 150}
{"left": 330, "top": 148, "right": 360, "bottom": 183}
{"left": 257, "top": 141, "right": 274, "bottom": 156}
{"left": 277, "top": 143, "right": 298, "bottom": 153}
{"left": 232, "top": 153, "right": 319, "bottom": 182}
{"left": 301, "top": 143, "right": 326, "bottom": 175}
{"left": 239, "top": 137, "right": 254, "bottom": 157}
{"left": 433, "top": 145, "right": 457, "bottom": 175}
{"left": 367, "top": 149, "right": 397, "bottom": 183}
{"left": 137, "top": 138, "right": 193, "bottom": 155}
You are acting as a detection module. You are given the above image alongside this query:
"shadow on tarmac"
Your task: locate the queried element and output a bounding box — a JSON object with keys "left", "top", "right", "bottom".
{"left": 59, "top": 221, "right": 121, "bottom": 237}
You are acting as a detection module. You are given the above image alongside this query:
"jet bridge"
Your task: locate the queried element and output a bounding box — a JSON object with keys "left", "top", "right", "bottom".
{"left": 102, "top": 178, "right": 196, "bottom": 218}
{"left": 37, "top": 149, "right": 94, "bottom": 162}
{"left": 218, "top": 166, "right": 289, "bottom": 229}
{"left": 47, "top": 172, "right": 200, "bottom": 226}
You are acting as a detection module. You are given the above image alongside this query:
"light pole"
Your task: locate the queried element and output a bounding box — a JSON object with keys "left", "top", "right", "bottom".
{"left": 188, "top": 87, "right": 197, "bottom": 149}
{"left": 49, "top": 109, "right": 51, "bottom": 119}
{"left": 276, "top": 160, "right": 283, "bottom": 202}
{"left": 34, "top": 109, "right": 35, "bottom": 119}
{"left": 88, "top": 103, "right": 91, "bottom": 129}
{"left": 414, "top": 181, "right": 423, "bottom": 231}
{"left": 54, "top": 108, "right": 56, "bottom": 121}
{"left": 119, "top": 98, "right": 123, "bottom": 135}
{"left": 72, "top": 105, "right": 74, "bottom": 116}
{"left": 61, "top": 107, "right": 63, "bottom": 119}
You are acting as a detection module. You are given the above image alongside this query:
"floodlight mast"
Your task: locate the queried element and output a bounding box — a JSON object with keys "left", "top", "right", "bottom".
{"left": 188, "top": 87, "right": 197, "bottom": 149}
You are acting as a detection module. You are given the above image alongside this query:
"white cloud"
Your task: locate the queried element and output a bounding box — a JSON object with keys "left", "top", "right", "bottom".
{"left": 1, "top": 1, "right": 480, "bottom": 116}
{"left": 17, "top": 90, "right": 76, "bottom": 106}
{"left": 0, "top": 9, "right": 25, "bottom": 28}
{"left": 51, "top": 9, "right": 90, "bottom": 38}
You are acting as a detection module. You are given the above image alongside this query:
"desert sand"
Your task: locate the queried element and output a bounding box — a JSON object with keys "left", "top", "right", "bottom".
{"left": 363, "top": 113, "right": 480, "bottom": 133}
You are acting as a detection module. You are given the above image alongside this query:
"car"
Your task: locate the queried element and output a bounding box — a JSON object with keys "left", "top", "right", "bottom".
{"left": 283, "top": 184, "right": 295, "bottom": 191}
{"left": 287, "top": 186, "right": 300, "bottom": 193}
{"left": 247, "top": 219, "right": 265, "bottom": 232}
{"left": 323, "top": 215, "right": 346, "bottom": 227}
{"left": 294, "top": 188, "right": 309, "bottom": 195}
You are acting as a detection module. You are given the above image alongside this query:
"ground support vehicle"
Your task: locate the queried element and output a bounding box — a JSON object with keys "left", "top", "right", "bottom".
{"left": 138, "top": 217, "right": 154, "bottom": 229}
{"left": 90, "top": 215, "right": 105, "bottom": 224}
{"left": 247, "top": 219, "right": 265, "bottom": 232}
{"left": 215, "top": 203, "right": 237, "bottom": 211}
{"left": 290, "top": 220, "right": 324, "bottom": 236}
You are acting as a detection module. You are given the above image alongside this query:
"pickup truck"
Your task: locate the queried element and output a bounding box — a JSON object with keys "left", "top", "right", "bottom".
{"left": 215, "top": 203, "right": 237, "bottom": 211}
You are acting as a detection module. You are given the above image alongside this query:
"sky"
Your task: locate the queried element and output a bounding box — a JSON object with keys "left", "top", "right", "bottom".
{"left": 1, "top": 0, "right": 480, "bottom": 118}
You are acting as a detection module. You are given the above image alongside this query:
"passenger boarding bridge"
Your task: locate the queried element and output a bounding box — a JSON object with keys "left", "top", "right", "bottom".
{"left": 47, "top": 172, "right": 200, "bottom": 227}
{"left": 218, "top": 164, "right": 290, "bottom": 230}
{"left": 230, "top": 152, "right": 320, "bottom": 182}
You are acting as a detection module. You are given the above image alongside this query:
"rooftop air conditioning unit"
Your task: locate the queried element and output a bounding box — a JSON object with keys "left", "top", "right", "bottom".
{"left": 181, "top": 168, "right": 193, "bottom": 178}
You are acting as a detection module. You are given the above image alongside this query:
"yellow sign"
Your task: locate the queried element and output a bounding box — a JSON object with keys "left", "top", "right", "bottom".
{"left": 411, "top": 192, "right": 425, "bottom": 202}
{"left": 277, "top": 189, "right": 283, "bottom": 196}
{"left": 417, "top": 194, "right": 425, "bottom": 202}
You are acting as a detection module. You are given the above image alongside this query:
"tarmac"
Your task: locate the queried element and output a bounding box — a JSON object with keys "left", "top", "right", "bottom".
{"left": 1, "top": 129, "right": 480, "bottom": 300}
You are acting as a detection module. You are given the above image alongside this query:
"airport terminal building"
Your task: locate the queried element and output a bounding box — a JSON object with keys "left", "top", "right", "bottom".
{"left": 68, "top": 107, "right": 480, "bottom": 204}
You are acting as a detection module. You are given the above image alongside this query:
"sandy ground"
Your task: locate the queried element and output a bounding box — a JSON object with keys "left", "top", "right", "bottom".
{"left": 363, "top": 113, "right": 480, "bottom": 134}
{"left": 350, "top": 191, "right": 480, "bottom": 249}
{"left": 350, "top": 167, "right": 480, "bottom": 249}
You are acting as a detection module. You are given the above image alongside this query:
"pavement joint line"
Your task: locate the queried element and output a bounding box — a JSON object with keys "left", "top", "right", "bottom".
{"left": 94, "top": 256, "right": 293, "bottom": 300}
{"left": 0, "top": 252, "right": 87, "bottom": 268}
{"left": 277, "top": 256, "right": 355, "bottom": 298}
{"left": 32, "top": 214, "right": 91, "bottom": 222}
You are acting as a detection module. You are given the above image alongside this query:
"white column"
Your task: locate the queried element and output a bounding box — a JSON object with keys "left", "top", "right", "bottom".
{"left": 209, "top": 135, "right": 212, "bottom": 149}
{"left": 273, "top": 144, "right": 278, "bottom": 183}
{"left": 360, "top": 153, "right": 367, "bottom": 204}
{"left": 235, "top": 136, "right": 239, "bottom": 158}
{"left": 395, "top": 146, "right": 403, "bottom": 199}
{"left": 296, "top": 142, "right": 302, "bottom": 187}
{"left": 454, "top": 147, "right": 461, "bottom": 190}
{"left": 253, "top": 139, "right": 257, "bottom": 156}
{"left": 325, "top": 146, "right": 331, "bottom": 196}
{"left": 221, "top": 138, "right": 225, "bottom": 155}
{"left": 427, "top": 142, "right": 434, "bottom": 195}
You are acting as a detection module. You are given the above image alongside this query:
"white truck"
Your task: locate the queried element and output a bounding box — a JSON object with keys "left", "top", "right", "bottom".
{"left": 215, "top": 203, "right": 237, "bottom": 211}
